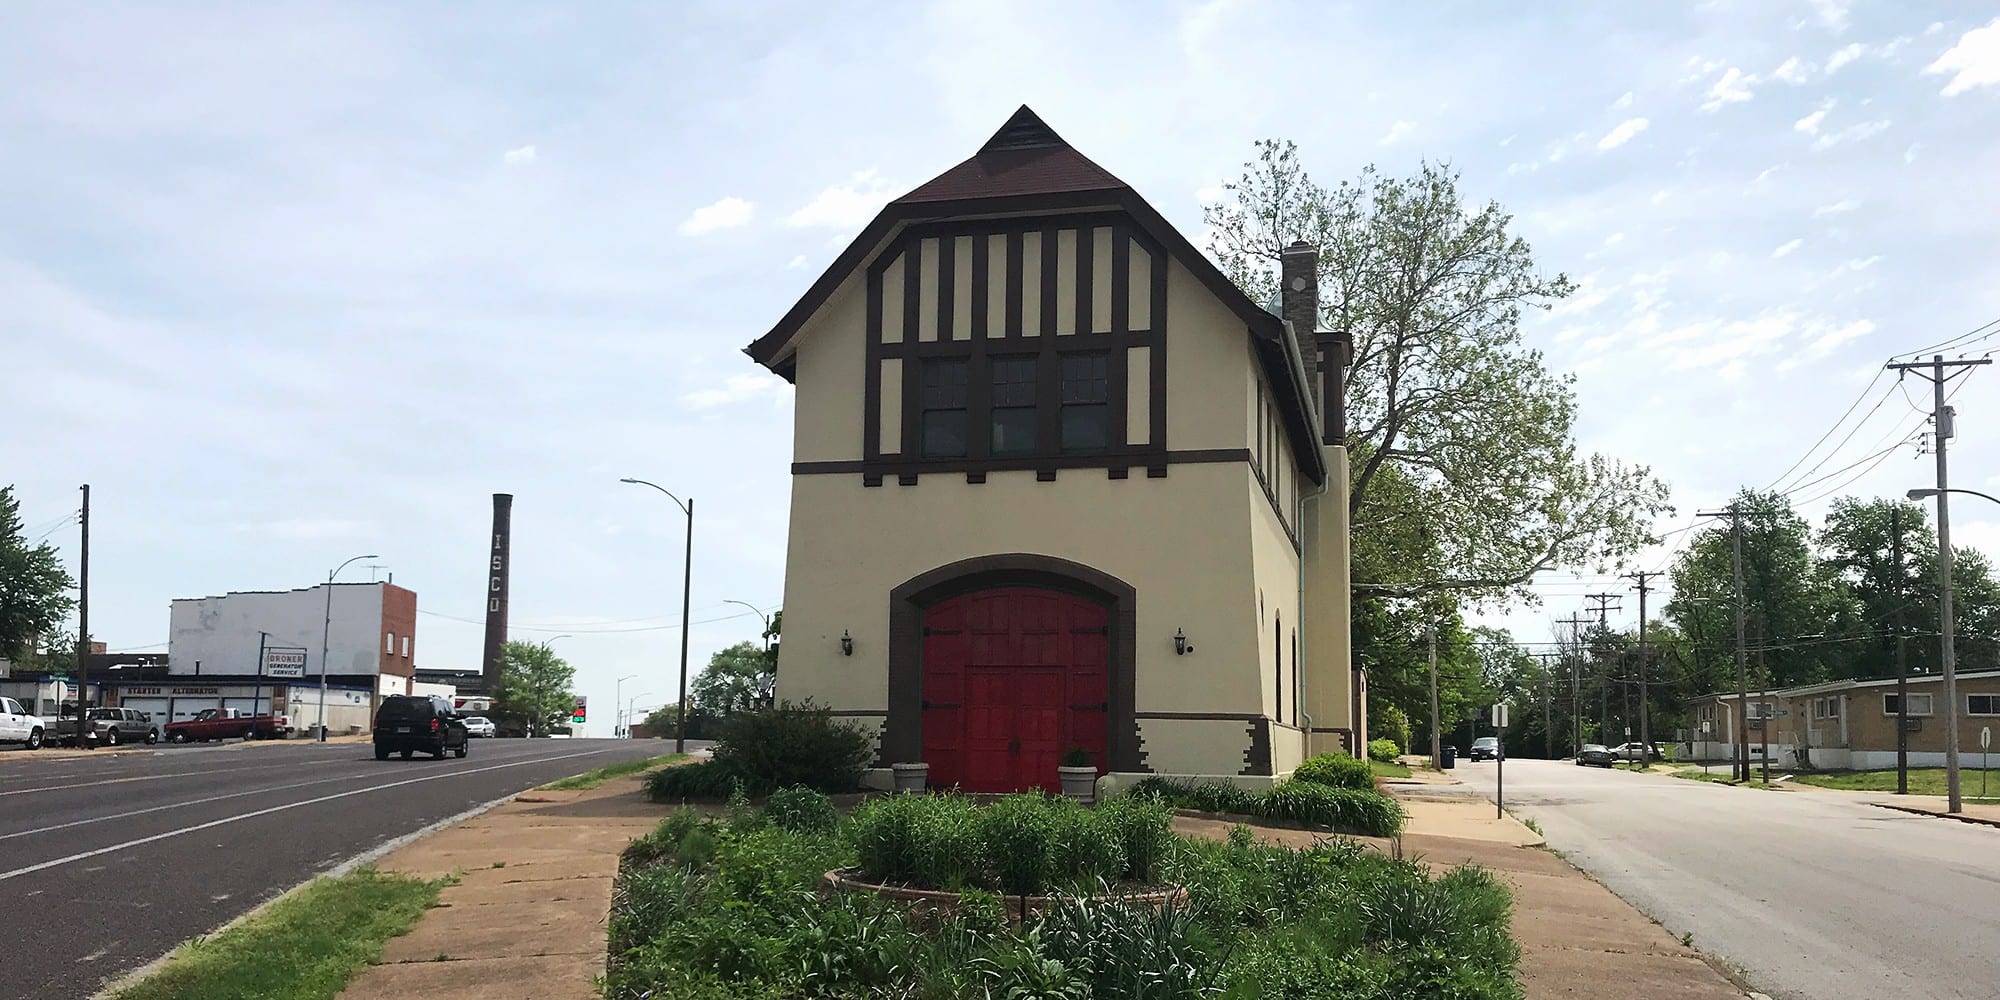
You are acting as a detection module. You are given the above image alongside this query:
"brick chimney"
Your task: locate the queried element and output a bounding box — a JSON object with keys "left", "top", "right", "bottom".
{"left": 1280, "top": 241, "right": 1322, "bottom": 411}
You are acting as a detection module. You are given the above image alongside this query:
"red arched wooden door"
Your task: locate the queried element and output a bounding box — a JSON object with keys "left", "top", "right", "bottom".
{"left": 919, "top": 587, "right": 1110, "bottom": 793}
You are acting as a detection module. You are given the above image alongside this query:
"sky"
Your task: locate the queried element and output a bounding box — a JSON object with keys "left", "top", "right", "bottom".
{"left": 6, "top": 1, "right": 2000, "bottom": 729}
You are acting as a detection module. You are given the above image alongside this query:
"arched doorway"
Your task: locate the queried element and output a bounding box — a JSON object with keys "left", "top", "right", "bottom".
{"left": 884, "top": 554, "right": 1141, "bottom": 785}
{"left": 920, "top": 587, "right": 1109, "bottom": 792}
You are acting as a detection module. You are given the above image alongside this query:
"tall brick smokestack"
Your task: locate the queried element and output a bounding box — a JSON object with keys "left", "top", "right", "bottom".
{"left": 1280, "top": 241, "right": 1321, "bottom": 413}
{"left": 482, "top": 493, "right": 513, "bottom": 691}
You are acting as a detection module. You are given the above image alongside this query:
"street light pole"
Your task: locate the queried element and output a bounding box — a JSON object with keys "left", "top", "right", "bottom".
{"left": 318, "top": 553, "right": 379, "bottom": 742}
{"left": 1909, "top": 485, "right": 2000, "bottom": 812}
{"left": 621, "top": 478, "right": 694, "bottom": 754}
{"left": 723, "top": 599, "right": 775, "bottom": 706}
{"left": 614, "top": 673, "right": 637, "bottom": 738}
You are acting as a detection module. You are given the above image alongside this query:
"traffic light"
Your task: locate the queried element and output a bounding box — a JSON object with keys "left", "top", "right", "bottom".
{"left": 570, "top": 696, "right": 587, "bottom": 724}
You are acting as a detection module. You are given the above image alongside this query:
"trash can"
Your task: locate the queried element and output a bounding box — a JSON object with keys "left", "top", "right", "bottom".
{"left": 1441, "top": 745, "right": 1456, "bottom": 769}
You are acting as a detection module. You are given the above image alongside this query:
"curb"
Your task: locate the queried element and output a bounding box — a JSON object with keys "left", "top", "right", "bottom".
{"left": 1868, "top": 801, "right": 2000, "bottom": 829}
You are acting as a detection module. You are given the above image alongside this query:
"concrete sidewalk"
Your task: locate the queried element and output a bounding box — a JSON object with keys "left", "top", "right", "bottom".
{"left": 1382, "top": 772, "right": 1750, "bottom": 999}
{"left": 336, "top": 777, "right": 662, "bottom": 1000}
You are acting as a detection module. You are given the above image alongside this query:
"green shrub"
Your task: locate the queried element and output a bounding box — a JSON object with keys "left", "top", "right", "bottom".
{"left": 1367, "top": 738, "right": 1402, "bottom": 764}
{"left": 646, "top": 758, "right": 743, "bottom": 802}
{"left": 908, "top": 795, "right": 986, "bottom": 890}
{"left": 1034, "top": 896, "right": 1225, "bottom": 999}
{"left": 763, "top": 785, "right": 837, "bottom": 834}
{"left": 1127, "top": 777, "right": 1253, "bottom": 814}
{"left": 1256, "top": 782, "right": 1405, "bottom": 837}
{"left": 1227, "top": 823, "right": 1255, "bottom": 851}
{"left": 709, "top": 700, "right": 873, "bottom": 795}
{"left": 612, "top": 863, "right": 712, "bottom": 953}
{"left": 1291, "top": 752, "right": 1376, "bottom": 791}
{"left": 1373, "top": 703, "right": 1413, "bottom": 756}
{"left": 1097, "top": 794, "right": 1175, "bottom": 883}
{"left": 626, "top": 808, "right": 707, "bottom": 869}
{"left": 979, "top": 794, "right": 1060, "bottom": 896}
{"left": 1049, "top": 801, "right": 1126, "bottom": 892}
{"left": 848, "top": 793, "right": 927, "bottom": 885}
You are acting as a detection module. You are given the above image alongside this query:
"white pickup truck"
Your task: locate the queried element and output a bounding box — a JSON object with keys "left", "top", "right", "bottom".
{"left": 0, "top": 696, "right": 53, "bottom": 750}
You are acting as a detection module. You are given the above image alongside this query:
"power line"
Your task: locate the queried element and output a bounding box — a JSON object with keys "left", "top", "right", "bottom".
{"left": 1762, "top": 373, "right": 1894, "bottom": 494}
{"left": 1889, "top": 315, "right": 2000, "bottom": 361}
{"left": 417, "top": 607, "right": 769, "bottom": 634}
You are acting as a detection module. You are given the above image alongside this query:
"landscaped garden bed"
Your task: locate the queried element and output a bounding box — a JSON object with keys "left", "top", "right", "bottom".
{"left": 1125, "top": 752, "right": 1408, "bottom": 838}
{"left": 608, "top": 784, "right": 1520, "bottom": 999}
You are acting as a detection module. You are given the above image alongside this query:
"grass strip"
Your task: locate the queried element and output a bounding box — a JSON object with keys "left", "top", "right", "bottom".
{"left": 1789, "top": 766, "right": 2000, "bottom": 802}
{"left": 113, "top": 867, "right": 441, "bottom": 1000}
{"left": 1670, "top": 767, "right": 1780, "bottom": 789}
{"left": 1369, "top": 758, "right": 1412, "bottom": 778}
{"left": 540, "top": 753, "right": 688, "bottom": 790}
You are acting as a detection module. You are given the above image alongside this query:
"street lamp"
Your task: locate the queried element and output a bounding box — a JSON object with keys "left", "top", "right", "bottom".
{"left": 723, "top": 600, "right": 775, "bottom": 707}
{"left": 318, "top": 553, "right": 379, "bottom": 742}
{"left": 614, "top": 673, "right": 638, "bottom": 738}
{"left": 627, "top": 692, "right": 654, "bottom": 738}
{"left": 621, "top": 478, "right": 694, "bottom": 754}
{"left": 1906, "top": 487, "right": 1997, "bottom": 813}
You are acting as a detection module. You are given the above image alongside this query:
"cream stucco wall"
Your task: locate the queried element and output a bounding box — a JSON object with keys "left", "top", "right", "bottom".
{"left": 790, "top": 267, "right": 868, "bottom": 463}
{"left": 1301, "top": 445, "right": 1356, "bottom": 752}
{"left": 776, "top": 464, "right": 1265, "bottom": 717}
{"left": 1162, "top": 256, "right": 1253, "bottom": 451}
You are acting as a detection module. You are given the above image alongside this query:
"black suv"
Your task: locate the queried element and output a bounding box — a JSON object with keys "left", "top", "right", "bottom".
{"left": 373, "top": 695, "right": 469, "bottom": 761}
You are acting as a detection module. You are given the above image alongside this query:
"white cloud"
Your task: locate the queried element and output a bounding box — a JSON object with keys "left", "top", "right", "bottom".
{"left": 503, "top": 145, "right": 536, "bottom": 165}
{"left": 1847, "top": 255, "right": 1883, "bottom": 270}
{"left": 1604, "top": 232, "right": 1625, "bottom": 246}
{"left": 1194, "top": 180, "right": 1230, "bottom": 204}
{"left": 1596, "top": 117, "right": 1649, "bottom": 150}
{"left": 1794, "top": 102, "right": 1833, "bottom": 134}
{"left": 1612, "top": 91, "right": 1635, "bottom": 109}
{"left": 1905, "top": 142, "right": 1922, "bottom": 163}
{"left": 1926, "top": 17, "right": 2000, "bottom": 95}
{"left": 1701, "top": 67, "right": 1755, "bottom": 111}
{"left": 786, "top": 255, "right": 807, "bottom": 270}
{"left": 1753, "top": 164, "right": 1784, "bottom": 183}
{"left": 1813, "top": 120, "right": 1890, "bottom": 150}
{"left": 677, "top": 196, "right": 755, "bottom": 236}
{"left": 786, "top": 170, "right": 897, "bottom": 228}
{"left": 1826, "top": 43, "right": 1866, "bottom": 74}
{"left": 681, "top": 372, "right": 787, "bottom": 409}
{"left": 1807, "top": 318, "right": 1874, "bottom": 356}
{"left": 1773, "top": 238, "right": 1804, "bottom": 258}
{"left": 1808, "top": 0, "right": 1851, "bottom": 33}
{"left": 1814, "top": 198, "right": 1860, "bottom": 215}
{"left": 1380, "top": 120, "right": 1415, "bottom": 145}
{"left": 1773, "top": 56, "right": 1813, "bottom": 83}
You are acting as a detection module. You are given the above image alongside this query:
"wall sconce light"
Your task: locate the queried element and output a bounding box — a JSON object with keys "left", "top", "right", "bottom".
{"left": 1174, "top": 629, "right": 1194, "bottom": 656}
{"left": 840, "top": 630, "right": 854, "bottom": 656}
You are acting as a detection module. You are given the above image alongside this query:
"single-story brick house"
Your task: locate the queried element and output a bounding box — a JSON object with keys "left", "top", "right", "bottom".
{"left": 1686, "top": 669, "right": 2000, "bottom": 770}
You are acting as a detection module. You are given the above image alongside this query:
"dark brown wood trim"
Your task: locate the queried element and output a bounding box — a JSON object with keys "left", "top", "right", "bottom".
{"left": 1005, "top": 231, "right": 1023, "bottom": 339}
{"left": 936, "top": 231, "right": 956, "bottom": 345}
{"left": 1108, "top": 223, "right": 1129, "bottom": 450}
{"left": 1242, "top": 717, "right": 1272, "bottom": 776}
{"left": 789, "top": 448, "right": 1255, "bottom": 478}
{"left": 877, "top": 330, "right": 1162, "bottom": 358}
{"left": 1075, "top": 224, "right": 1092, "bottom": 337}
{"left": 1148, "top": 232, "right": 1168, "bottom": 474}
{"left": 791, "top": 460, "right": 867, "bottom": 475}
{"left": 886, "top": 554, "right": 1142, "bottom": 773}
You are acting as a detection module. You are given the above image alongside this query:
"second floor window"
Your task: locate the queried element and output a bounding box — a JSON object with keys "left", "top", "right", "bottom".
{"left": 921, "top": 359, "right": 969, "bottom": 458}
{"left": 1060, "top": 353, "right": 1109, "bottom": 453}
{"left": 990, "top": 358, "right": 1037, "bottom": 456}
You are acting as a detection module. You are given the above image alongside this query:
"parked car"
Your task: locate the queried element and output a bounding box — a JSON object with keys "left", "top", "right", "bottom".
{"left": 55, "top": 707, "right": 158, "bottom": 746}
{"left": 0, "top": 697, "right": 51, "bottom": 750}
{"left": 1468, "top": 736, "right": 1503, "bottom": 761}
{"left": 461, "top": 716, "right": 496, "bottom": 738}
{"left": 1575, "top": 744, "right": 1618, "bottom": 767}
{"left": 373, "top": 695, "right": 469, "bottom": 760}
{"left": 164, "top": 708, "right": 291, "bottom": 744}
{"left": 1609, "top": 741, "right": 1665, "bottom": 763}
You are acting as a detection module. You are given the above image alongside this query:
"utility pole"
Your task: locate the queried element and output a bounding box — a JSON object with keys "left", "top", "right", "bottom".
{"left": 1698, "top": 505, "right": 1754, "bottom": 781}
{"left": 1559, "top": 615, "right": 1594, "bottom": 753}
{"left": 1539, "top": 652, "right": 1559, "bottom": 760}
{"left": 1586, "top": 594, "right": 1622, "bottom": 740}
{"left": 1893, "top": 504, "right": 1910, "bottom": 794}
{"left": 1888, "top": 354, "right": 1990, "bottom": 813}
{"left": 1628, "top": 570, "right": 1661, "bottom": 764}
{"left": 1428, "top": 625, "right": 1441, "bottom": 768}
{"left": 74, "top": 484, "right": 90, "bottom": 751}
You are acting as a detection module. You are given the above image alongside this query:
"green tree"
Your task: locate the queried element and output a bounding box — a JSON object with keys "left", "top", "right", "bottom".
{"left": 1665, "top": 490, "right": 1852, "bottom": 689}
{"left": 0, "top": 486, "right": 76, "bottom": 661}
{"left": 1817, "top": 497, "right": 2000, "bottom": 675}
{"left": 493, "top": 640, "right": 577, "bottom": 735}
{"left": 1204, "top": 147, "right": 1671, "bottom": 602}
{"left": 692, "top": 641, "right": 775, "bottom": 716}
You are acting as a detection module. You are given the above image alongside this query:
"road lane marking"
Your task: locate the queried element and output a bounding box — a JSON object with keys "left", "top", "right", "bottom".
{"left": 0, "top": 743, "right": 604, "bottom": 840}
{"left": 0, "top": 748, "right": 615, "bottom": 883}
{"left": 0, "top": 762, "right": 319, "bottom": 797}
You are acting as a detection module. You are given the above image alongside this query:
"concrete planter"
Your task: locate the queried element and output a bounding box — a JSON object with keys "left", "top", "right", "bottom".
{"left": 1058, "top": 766, "right": 1099, "bottom": 802}
{"left": 823, "top": 869, "right": 1186, "bottom": 923}
{"left": 891, "top": 762, "right": 930, "bottom": 793}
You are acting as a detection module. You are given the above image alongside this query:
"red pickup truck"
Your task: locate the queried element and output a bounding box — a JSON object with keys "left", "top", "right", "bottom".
{"left": 163, "top": 708, "right": 292, "bottom": 743}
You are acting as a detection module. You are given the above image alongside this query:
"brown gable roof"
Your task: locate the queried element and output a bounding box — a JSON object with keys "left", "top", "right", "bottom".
{"left": 744, "top": 106, "right": 1325, "bottom": 485}
{"left": 896, "top": 107, "right": 1127, "bottom": 203}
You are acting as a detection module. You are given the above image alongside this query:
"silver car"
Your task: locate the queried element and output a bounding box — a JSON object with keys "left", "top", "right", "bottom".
{"left": 56, "top": 707, "right": 159, "bottom": 746}
{"left": 461, "top": 716, "right": 497, "bottom": 738}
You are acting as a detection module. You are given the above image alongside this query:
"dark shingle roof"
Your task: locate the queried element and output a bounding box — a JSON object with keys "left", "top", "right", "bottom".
{"left": 896, "top": 107, "right": 1126, "bottom": 204}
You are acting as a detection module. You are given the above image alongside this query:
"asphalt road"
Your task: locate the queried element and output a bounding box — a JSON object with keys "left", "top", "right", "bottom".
{"left": 1453, "top": 758, "right": 2000, "bottom": 1000}
{"left": 0, "top": 737, "right": 670, "bottom": 1000}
